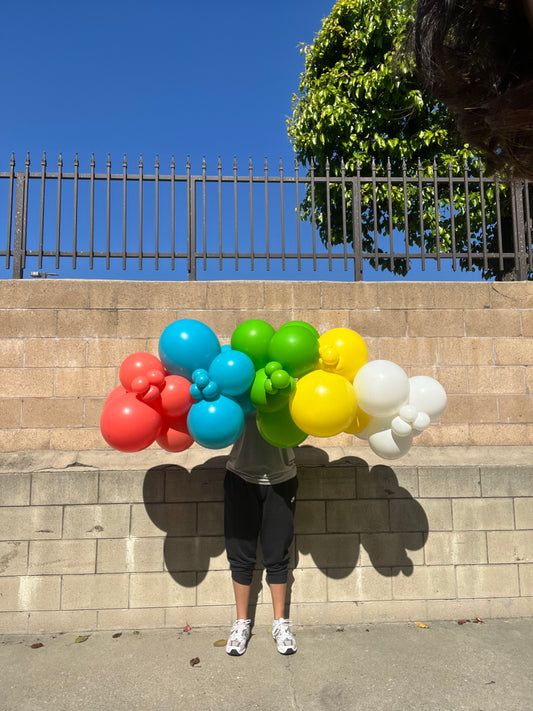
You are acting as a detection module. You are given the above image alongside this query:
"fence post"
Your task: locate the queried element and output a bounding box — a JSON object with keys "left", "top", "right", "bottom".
{"left": 511, "top": 180, "right": 528, "bottom": 280}
{"left": 186, "top": 157, "right": 196, "bottom": 281}
{"left": 12, "top": 171, "right": 27, "bottom": 279}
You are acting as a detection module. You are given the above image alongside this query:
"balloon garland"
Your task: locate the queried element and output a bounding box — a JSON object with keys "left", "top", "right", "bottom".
{"left": 100, "top": 318, "right": 447, "bottom": 461}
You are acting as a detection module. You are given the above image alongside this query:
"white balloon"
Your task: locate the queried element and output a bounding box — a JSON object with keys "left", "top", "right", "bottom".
{"left": 399, "top": 404, "right": 417, "bottom": 423}
{"left": 412, "top": 411, "right": 431, "bottom": 434}
{"left": 354, "top": 360, "right": 410, "bottom": 418}
{"left": 368, "top": 428, "right": 413, "bottom": 460}
{"left": 391, "top": 416, "right": 413, "bottom": 437}
{"left": 355, "top": 415, "right": 393, "bottom": 441}
{"left": 408, "top": 376, "right": 447, "bottom": 420}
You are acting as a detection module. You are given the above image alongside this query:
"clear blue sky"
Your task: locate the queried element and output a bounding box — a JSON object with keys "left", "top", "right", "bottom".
{"left": 1, "top": 0, "right": 333, "bottom": 171}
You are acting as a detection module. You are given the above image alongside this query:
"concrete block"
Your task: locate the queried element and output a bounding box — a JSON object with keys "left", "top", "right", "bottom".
{"left": 296, "top": 533, "right": 359, "bottom": 570}
{"left": 452, "top": 498, "right": 515, "bottom": 530}
{"left": 495, "top": 338, "right": 533, "bottom": 365}
{"left": 519, "top": 563, "right": 533, "bottom": 596}
{"left": 56, "top": 309, "right": 117, "bottom": 338}
{"left": 515, "top": 498, "right": 533, "bottom": 529}
{"left": 437, "top": 337, "right": 494, "bottom": 366}
{"left": 431, "top": 366, "right": 468, "bottom": 394}
{"left": 359, "top": 532, "right": 425, "bottom": 568}
{"left": 54, "top": 367, "right": 117, "bottom": 397}
{"left": 291, "top": 567, "right": 328, "bottom": 603}
{"left": 195, "top": 569, "right": 236, "bottom": 606}
{"left": 206, "top": 282, "right": 265, "bottom": 310}
{"left": 263, "top": 282, "right": 294, "bottom": 310}
{"left": 498, "top": 394, "right": 533, "bottom": 423}
{"left": 31, "top": 470, "right": 98, "bottom": 505}
{"left": 0, "top": 339, "right": 24, "bottom": 367}
{"left": 25, "top": 338, "right": 87, "bottom": 368}
{"left": 378, "top": 282, "right": 436, "bottom": 309}
{"left": 61, "top": 573, "right": 129, "bottom": 610}
{"left": 470, "top": 424, "right": 529, "bottom": 446}
{"left": 489, "top": 282, "right": 533, "bottom": 309}
{"left": 392, "top": 565, "right": 456, "bottom": 600}
{"left": 391, "top": 499, "right": 450, "bottom": 532}
{"left": 464, "top": 309, "right": 521, "bottom": 337}
{"left": 129, "top": 572, "right": 196, "bottom": 608}
{"left": 489, "top": 596, "right": 533, "bottom": 618}
{"left": 407, "top": 310, "right": 464, "bottom": 337}
{"left": 164, "top": 536, "right": 227, "bottom": 572}
{"left": 63, "top": 505, "right": 131, "bottom": 539}
{"left": 0, "top": 429, "right": 52, "bottom": 452}
{"left": 23, "top": 281, "right": 90, "bottom": 309}
{"left": 425, "top": 598, "right": 492, "bottom": 621}
{"left": 164, "top": 466, "right": 224, "bottom": 503}
{"left": 0, "top": 506, "right": 63, "bottom": 540}
{"left": 456, "top": 564, "right": 519, "bottom": 598}
{"left": 50, "top": 428, "right": 107, "bottom": 451}
{"left": 165, "top": 605, "right": 235, "bottom": 629}
{"left": 0, "top": 472, "right": 30, "bottom": 505}
{"left": 358, "top": 465, "right": 419, "bottom": 499}
{"left": 295, "top": 501, "right": 326, "bottom": 534}
{"left": 0, "top": 369, "right": 54, "bottom": 398}
{"left": 0, "top": 575, "right": 61, "bottom": 611}
{"left": 467, "top": 366, "right": 526, "bottom": 394}
{"left": 293, "top": 309, "right": 350, "bottom": 332}
{"left": 480, "top": 466, "right": 533, "bottom": 496}
{"left": 0, "top": 612, "right": 29, "bottom": 633}
{"left": 99, "top": 470, "right": 164, "bottom": 504}
{"left": 0, "top": 541, "right": 28, "bottom": 575}
{"left": 292, "top": 600, "right": 364, "bottom": 625}
{"left": 118, "top": 310, "right": 175, "bottom": 339}
{"left": 348, "top": 311, "right": 408, "bottom": 338}
{"left": 0, "top": 399, "right": 21, "bottom": 428}
{"left": 359, "top": 599, "right": 429, "bottom": 622}
{"left": 379, "top": 338, "right": 436, "bottom": 364}
{"left": 321, "top": 282, "right": 378, "bottom": 310}
{"left": 97, "top": 608, "right": 166, "bottom": 631}
{"left": 22, "top": 397, "right": 85, "bottom": 429}
{"left": 487, "top": 531, "right": 533, "bottom": 564}
{"left": 424, "top": 532, "right": 487, "bottom": 566}
{"left": 326, "top": 500, "right": 389, "bottom": 533}
{"left": 29, "top": 540, "right": 96, "bottom": 574}
{"left": 197, "top": 502, "right": 224, "bottom": 536}
{"left": 441, "top": 395, "right": 499, "bottom": 424}
{"left": 28, "top": 610, "right": 98, "bottom": 634}
{"left": 418, "top": 466, "right": 481, "bottom": 498}
{"left": 0, "top": 309, "right": 57, "bottom": 338}
{"left": 327, "top": 566, "right": 392, "bottom": 602}
{"left": 97, "top": 537, "right": 164, "bottom": 573}
{"left": 131, "top": 503, "right": 196, "bottom": 537}
{"left": 86, "top": 338, "right": 149, "bottom": 367}
{"left": 297, "top": 467, "right": 356, "bottom": 500}
{"left": 293, "top": 282, "right": 323, "bottom": 310}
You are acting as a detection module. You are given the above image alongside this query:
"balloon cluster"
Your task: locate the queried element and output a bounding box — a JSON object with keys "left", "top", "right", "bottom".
{"left": 100, "top": 318, "right": 446, "bottom": 460}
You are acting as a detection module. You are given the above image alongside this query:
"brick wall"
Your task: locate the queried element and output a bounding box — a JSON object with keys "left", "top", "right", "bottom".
{"left": 0, "top": 280, "right": 532, "bottom": 633}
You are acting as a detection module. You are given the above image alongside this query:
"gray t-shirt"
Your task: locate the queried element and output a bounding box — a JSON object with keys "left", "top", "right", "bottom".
{"left": 226, "top": 414, "right": 296, "bottom": 485}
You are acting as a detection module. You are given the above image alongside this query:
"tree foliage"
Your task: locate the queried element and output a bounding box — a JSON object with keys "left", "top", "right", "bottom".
{"left": 287, "top": 0, "right": 520, "bottom": 279}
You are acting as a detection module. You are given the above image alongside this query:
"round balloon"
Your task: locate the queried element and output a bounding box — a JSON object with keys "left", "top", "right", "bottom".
{"left": 100, "top": 392, "right": 162, "bottom": 452}
{"left": 208, "top": 349, "right": 255, "bottom": 397}
{"left": 408, "top": 376, "right": 447, "bottom": 420}
{"left": 256, "top": 406, "right": 307, "bottom": 448}
{"left": 344, "top": 405, "right": 371, "bottom": 435}
{"left": 290, "top": 370, "right": 358, "bottom": 437}
{"left": 354, "top": 360, "right": 410, "bottom": 417}
{"left": 318, "top": 328, "right": 368, "bottom": 382}
{"left": 231, "top": 319, "right": 275, "bottom": 371}
{"left": 278, "top": 320, "right": 319, "bottom": 339}
{"left": 119, "top": 353, "right": 165, "bottom": 390}
{"left": 368, "top": 428, "right": 413, "bottom": 460}
{"left": 104, "top": 384, "right": 128, "bottom": 407}
{"left": 156, "top": 415, "right": 194, "bottom": 453}
{"left": 159, "top": 319, "right": 220, "bottom": 380}
{"left": 187, "top": 395, "right": 244, "bottom": 449}
{"left": 159, "top": 375, "right": 195, "bottom": 422}
{"left": 267, "top": 325, "right": 319, "bottom": 379}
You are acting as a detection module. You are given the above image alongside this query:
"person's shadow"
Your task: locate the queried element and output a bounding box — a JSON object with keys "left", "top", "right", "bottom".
{"left": 143, "top": 446, "right": 428, "bottom": 618}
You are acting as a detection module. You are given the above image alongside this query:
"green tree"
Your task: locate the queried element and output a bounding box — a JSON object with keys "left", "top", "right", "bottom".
{"left": 287, "top": 0, "right": 521, "bottom": 279}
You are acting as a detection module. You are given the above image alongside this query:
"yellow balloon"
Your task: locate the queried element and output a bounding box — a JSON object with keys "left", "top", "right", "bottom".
{"left": 344, "top": 406, "right": 371, "bottom": 435}
{"left": 289, "top": 370, "right": 357, "bottom": 437}
{"left": 318, "top": 328, "right": 368, "bottom": 382}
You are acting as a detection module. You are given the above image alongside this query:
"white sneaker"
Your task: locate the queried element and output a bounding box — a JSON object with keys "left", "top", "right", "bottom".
{"left": 272, "top": 618, "right": 297, "bottom": 655}
{"left": 226, "top": 619, "right": 252, "bottom": 656}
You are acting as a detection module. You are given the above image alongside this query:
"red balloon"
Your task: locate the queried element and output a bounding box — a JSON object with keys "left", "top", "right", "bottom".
{"left": 119, "top": 353, "right": 165, "bottom": 390}
{"left": 159, "top": 375, "right": 195, "bottom": 422}
{"left": 104, "top": 384, "right": 128, "bottom": 407}
{"left": 156, "top": 415, "right": 194, "bottom": 453}
{"left": 100, "top": 392, "right": 162, "bottom": 452}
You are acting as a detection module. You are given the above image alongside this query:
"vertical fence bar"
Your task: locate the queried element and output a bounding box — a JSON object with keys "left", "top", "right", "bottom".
{"left": 325, "top": 158, "right": 332, "bottom": 271}
{"left": 170, "top": 155, "right": 175, "bottom": 271}
{"left": 353, "top": 160, "right": 363, "bottom": 281}
{"left": 233, "top": 157, "right": 239, "bottom": 271}
{"left": 295, "top": 158, "right": 302, "bottom": 272}
{"left": 122, "top": 154, "right": 127, "bottom": 270}
{"left": 264, "top": 157, "right": 270, "bottom": 272}
{"left": 138, "top": 155, "right": 144, "bottom": 270}
{"left": 106, "top": 154, "right": 111, "bottom": 269}
{"left": 202, "top": 156, "right": 207, "bottom": 271}
{"left": 280, "top": 158, "right": 286, "bottom": 271}
{"left": 340, "top": 158, "right": 348, "bottom": 271}
{"left": 463, "top": 160, "right": 472, "bottom": 271}
{"left": 72, "top": 153, "right": 79, "bottom": 269}
{"left": 371, "top": 158, "right": 379, "bottom": 270}
{"left": 447, "top": 160, "right": 457, "bottom": 271}
{"left": 494, "top": 175, "right": 504, "bottom": 274}
{"left": 511, "top": 179, "right": 528, "bottom": 280}
{"left": 417, "top": 158, "right": 426, "bottom": 272}
{"left": 478, "top": 162, "right": 488, "bottom": 273}
{"left": 89, "top": 154, "right": 95, "bottom": 270}
{"left": 310, "top": 158, "right": 317, "bottom": 271}
{"left": 154, "top": 155, "right": 160, "bottom": 270}
{"left": 38, "top": 153, "right": 46, "bottom": 269}
{"left": 386, "top": 158, "right": 394, "bottom": 271}
{"left": 433, "top": 158, "right": 441, "bottom": 270}
{"left": 217, "top": 157, "right": 223, "bottom": 271}
{"left": 12, "top": 169, "right": 26, "bottom": 279}
{"left": 402, "top": 159, "right": 410, "bottom": 272}
{"left": 5, "top": 154, "right": 15, "bottom": 269}
{"left": 249, "top": 157, "right": 254, "bottom": 271}
{"left": 186, "top": 156, "right": 196, "bottom": 281}
{"left": 55, "top": 154, "right": 63, "bottom": 269}
{"left": 524, "top": 181, "right": 532, "bottom": 273}
{"left": 22, "top": 154, "right": 30, "bottom": 273}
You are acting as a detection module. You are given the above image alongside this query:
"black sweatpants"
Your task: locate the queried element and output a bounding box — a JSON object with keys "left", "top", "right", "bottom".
{"left": 224, "top": 470, "right": 298, "bottom": 586}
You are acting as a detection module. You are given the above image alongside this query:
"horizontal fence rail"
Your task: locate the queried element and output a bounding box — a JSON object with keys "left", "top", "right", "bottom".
{"left": 0, "top": 153, "right": 531, "bottom": 280}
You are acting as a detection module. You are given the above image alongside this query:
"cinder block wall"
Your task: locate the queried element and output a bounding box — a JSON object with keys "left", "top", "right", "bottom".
{"left": 0, "top": 280, "right": 532, "bottom": 633}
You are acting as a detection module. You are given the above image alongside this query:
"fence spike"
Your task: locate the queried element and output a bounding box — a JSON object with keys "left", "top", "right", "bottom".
{"left": 186, "top": 155, "right": 190, "bottom": 170}
{"left": 41, "top": 152, "right": 47, "bottom": 167}
{"left": 10, "top": 152, "right": 15, "bottom": 168}
{"left": 155, "top": 154, "right": 159, "bottom": 169}
{"left": 107, "top": 153, "right": 111, "bottom": 168}
{"left": 249, "top": 156, "right": 253, "bottom": 170}
{"left": 264, "top": 156, "right": 268, "bottom": 172}
{"left": 90, "top": 153, "right": 95, "bottom": 168}
{"left": 233, "top": 155, "right": 238, "bottom": 170}
{"left": 25, "top": 152, "right": 30, "bottom": 168}
{"left": 139, "top": 154, "right": 144, "bottom": 168}
{"left": 58, "top": 153, "right": 63, "bottom": 168}
{"left": 74, "top": 153, "right": 79, "bottom": 168}
{"left": 170, "top": 155, "right": 175, "bottom": 170}
{"left": 217, "top": 156, "right": 221, "bottom": 170}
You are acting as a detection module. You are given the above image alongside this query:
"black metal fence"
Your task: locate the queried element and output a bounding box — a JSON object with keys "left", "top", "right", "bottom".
{"left": 1, "top": 153, "right": 531, "bottom": 281}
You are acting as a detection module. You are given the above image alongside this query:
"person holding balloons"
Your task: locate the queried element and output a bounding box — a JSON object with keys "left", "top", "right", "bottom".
{"left": 224, "top": 413, "right": 298, "bottom": 657}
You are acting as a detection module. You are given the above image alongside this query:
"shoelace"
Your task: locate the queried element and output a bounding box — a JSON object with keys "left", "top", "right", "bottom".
{"left": 273, "top": 619, "right": 294, "bottom": 641}
{"left": 229, "top": 620, "right": 250, "bottom": 642}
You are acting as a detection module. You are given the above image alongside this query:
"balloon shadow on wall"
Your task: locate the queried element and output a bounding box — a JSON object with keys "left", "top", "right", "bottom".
{"left": 142, "top": 447, "right": 429, "bottom": 613}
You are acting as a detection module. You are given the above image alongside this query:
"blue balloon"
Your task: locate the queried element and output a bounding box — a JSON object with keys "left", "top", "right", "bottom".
{"left": 187, "top": 396, "right": 244, "bottom": 449}
{"left": 230, "top": 390, "right": 256, "bottom": 416}
{"left": 158, "top": 319, "right": 220, "bottom": 380}
{"left": 208, "top": 349, "right": 255, "bottom": 397}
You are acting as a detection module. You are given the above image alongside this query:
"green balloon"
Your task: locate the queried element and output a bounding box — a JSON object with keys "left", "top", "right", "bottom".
{"left": 231, "top": 320, "right": 275, "bottom": 370}
{"left": 256, "top": 405, "right": 307, "bottom": 448}
{"left": 268, "top": 325, "right": 319, "bottom": 378}
{"left": 279, "top": 320, "right": 319, "bottom": 339}
{"left": 250, "top": 368, "right": 292, "bottom": 413}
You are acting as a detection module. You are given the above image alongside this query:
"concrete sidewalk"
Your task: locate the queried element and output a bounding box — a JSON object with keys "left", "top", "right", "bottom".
{"left": 1, "top": 619, "right": 531, "bottom": 711}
